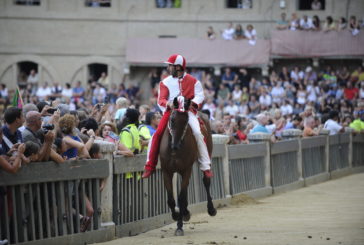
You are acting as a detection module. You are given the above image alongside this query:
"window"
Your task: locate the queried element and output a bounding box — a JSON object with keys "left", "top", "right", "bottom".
{"left": 158, "top": 35, "right": 177, "bottom": 38}
{"left": 85, "top": 0, "right": 111, "bottom": 8}
{"left": 14, "top": 0, "right": 40, "bottom": 6}
{"left": 226, "top": 0, "right": 252, "bottom": 9}
{"left": 156, "top": 0, "right": 181, "bottom": 8}
{"left": 298, "top": 0, "right": 325, "bottom": 10}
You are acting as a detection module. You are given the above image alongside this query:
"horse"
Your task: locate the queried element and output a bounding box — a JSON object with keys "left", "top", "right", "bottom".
{"left": 159, "top": 96, "right": 217, "bottom": 236}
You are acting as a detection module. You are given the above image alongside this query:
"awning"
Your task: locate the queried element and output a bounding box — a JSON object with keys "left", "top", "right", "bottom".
{"left": 126, "top": 38, "right": 270, "bottom": 67}
{"left": 271, "top": 30, "right": 364, "bottom": 57}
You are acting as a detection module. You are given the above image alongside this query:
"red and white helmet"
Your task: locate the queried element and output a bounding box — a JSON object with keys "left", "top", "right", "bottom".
{"left": 164, "top": 54, "right": 186, "bottom": 70}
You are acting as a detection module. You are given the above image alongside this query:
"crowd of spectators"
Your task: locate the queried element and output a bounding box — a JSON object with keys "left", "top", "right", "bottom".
{"left": 0, "top": 63, "right": 363, "bottom": 241}
{"left": 206, "top": 13, "right": 362, "bottom": 45}
{"left": 276, "top": 12, "right": 362, "bottom": 35}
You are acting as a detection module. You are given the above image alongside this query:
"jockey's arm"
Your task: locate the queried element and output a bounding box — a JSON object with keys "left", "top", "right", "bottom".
{"left": 158, "top": 82, "right": 169, "bottom": 112}
{"left": 191, "top": 80, "right": 205, "bottom": 109}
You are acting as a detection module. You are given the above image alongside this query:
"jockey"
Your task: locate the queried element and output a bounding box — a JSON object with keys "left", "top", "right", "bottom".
{"left": 142, "top": 54, "right": 213, "bottom": 179}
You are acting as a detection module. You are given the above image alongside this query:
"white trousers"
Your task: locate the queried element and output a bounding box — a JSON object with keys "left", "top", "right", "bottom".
{"left": 188, "top": 111, "right": 211, "bottom": 171}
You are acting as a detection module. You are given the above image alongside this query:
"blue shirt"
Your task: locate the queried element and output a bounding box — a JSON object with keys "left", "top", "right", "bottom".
{"left": 62, "top": 135, "right": 81, "bottom": 159}
{"left": 1, "top": 125, "right": 23, "bottom": 153}
{"left": 250, "top": 124, "right": 269, "bottom": 133}
{"left": 146, "top": 125, "right": 156, "bottom": 136}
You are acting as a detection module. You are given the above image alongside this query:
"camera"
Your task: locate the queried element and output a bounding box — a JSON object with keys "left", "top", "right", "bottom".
{"left": 42, "top": 124, "right": 55, "bottom": 133}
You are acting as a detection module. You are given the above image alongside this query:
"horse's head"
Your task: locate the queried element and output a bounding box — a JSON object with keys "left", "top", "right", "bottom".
{"left": 169, "top": 96, "right": 191, "bottom": 150}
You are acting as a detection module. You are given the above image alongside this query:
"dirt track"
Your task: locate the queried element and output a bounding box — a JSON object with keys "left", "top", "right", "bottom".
{"left": 97, "top": 173, "right": 364, "bottom": 245}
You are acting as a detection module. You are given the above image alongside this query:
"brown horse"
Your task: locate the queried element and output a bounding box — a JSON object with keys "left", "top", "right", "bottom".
{"left": 160, "top": 96, "right": 216, "bottom": 236}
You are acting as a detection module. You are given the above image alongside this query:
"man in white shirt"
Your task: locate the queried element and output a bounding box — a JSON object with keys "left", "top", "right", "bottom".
{"left": 221, "top": 22, "right": 235, "bottom": 40}
{"left": 324, "top": 110, "right": 344, "bottom": 135}
{"left": 36, "top": 82, "right": 52, "bottom": 101}
{"left": 224, "top": 100, "right": 239, "bottom": 116}
{"left": 299, "top": 15, "right": 314, "bottom": 30}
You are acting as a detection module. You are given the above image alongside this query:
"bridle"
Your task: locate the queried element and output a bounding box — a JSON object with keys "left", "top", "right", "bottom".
{"left": 168, "top": 109, "right": 189, "bottom": 146}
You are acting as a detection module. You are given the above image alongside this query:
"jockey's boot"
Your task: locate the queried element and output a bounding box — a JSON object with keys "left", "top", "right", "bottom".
{"left": 142, "top": 169, "right": 155, "bottom": 178}
{"left": 203, "top": 169, "right": 213, "bottom": 178}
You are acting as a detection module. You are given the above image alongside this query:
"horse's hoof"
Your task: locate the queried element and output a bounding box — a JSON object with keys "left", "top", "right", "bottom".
{"left": 175, "top": 228, "right": 184, "bottom": 236}
{"left": 183, "top": 211, "right": 191, "bottom": 221}
{"left": 172, "top": 212, "right": 180, "bottom": 221}
{"left": 208, "top": 208, "right": 217, "bottom": 217}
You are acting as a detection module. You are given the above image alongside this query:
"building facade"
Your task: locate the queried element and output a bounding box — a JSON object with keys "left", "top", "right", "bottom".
{"left": 1, "top": 0, "right": 363, "bottom": 90}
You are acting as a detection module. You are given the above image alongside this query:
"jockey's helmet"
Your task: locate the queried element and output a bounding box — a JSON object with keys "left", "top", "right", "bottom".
{"left": 164, "top": 54, "right": 186, "bottom": 70}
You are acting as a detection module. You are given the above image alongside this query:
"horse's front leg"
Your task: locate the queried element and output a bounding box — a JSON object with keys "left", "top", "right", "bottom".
{"left": 203, "top": 176, "right": 217, "bottom": 216}
{"left": 175, "top": 170, "right": 192, "bottom": 236}
{"left": 163, "top": 171, "right": 179, "bottom": 221}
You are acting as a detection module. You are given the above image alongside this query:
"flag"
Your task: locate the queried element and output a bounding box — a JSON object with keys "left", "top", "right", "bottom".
{"left": 11, "top": 87, "right": 23, "bottom": 109}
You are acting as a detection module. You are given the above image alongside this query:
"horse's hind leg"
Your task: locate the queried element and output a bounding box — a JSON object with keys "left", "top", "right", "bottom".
{"left": 203, "top": 176, "right": 217, "bottom": 216}
{"left": 163, "top": 172, "right": 179, "bottom": 221}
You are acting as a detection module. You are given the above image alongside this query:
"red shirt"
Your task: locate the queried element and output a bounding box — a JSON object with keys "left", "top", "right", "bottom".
{"left": 344, "top": 87, "right": 358, "bottom": 100}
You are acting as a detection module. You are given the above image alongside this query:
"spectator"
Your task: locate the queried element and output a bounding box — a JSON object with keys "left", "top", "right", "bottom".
{"left": 119, "top": 108, "right": 141, "bottom": 154}
{"left": 62, "top": 83, "right": 73, "bottom": 100}
{"left": 312, "top": 15, "right": 321, "bottom": 31}
{"left": 303, "top": 117, "right": 320, "bottom": 137}
{"left": 221, "top": 22, "right": 235, "bottom": 40}
{"left": 311, "top": 0, "right": 322, "bottom": 10}
{"left": 202, "top": 98, "right": 216, "bottom": 119}
{"left": 245, "top": 24, "right": 257, "bottom": 45}
{"left": 1, "top": 107, "right": 24, "bottom": 154}
{"left": 290, "top": 66, "right": 304, "bottom": 85}
{"left": 206, "top": 26, "right": 216, "bottom": 40}
{"left": 27, "top": 69, "right": 39, "bottom": 91}
{"left": 98, "top": 72, "right": 109, "bottom": 88}
{"left": 231, "top": 84, "right": 243, "bottom": 104}
{"left": 337, "top": 17, "right": 347, "bottom": 30}
{"left": 289, "top": 13, "right": 300, "bottom": 31}
{"left": 72, "top": 81, "right": 85, "bottom": 105}
{"left": 279, "top": 66, "right": 290, "bottom": 82}
{"left": 248, "top": 95, "right": 260, "bottom": 117}
{"left": 284, "top": 115, "right": 303, "bottom": 129}
{"left": 233, "top": 24, "right": 245, "bottom": 40}
{"left": 22, "top": 111, "right": 58, "bottom": 162}
{"left": 98, "top": 121, "right": 133, "bottom": 157}
{"left": 276, "top": 13, "right": 289, "bottom": 30}
{"left": 296, "top": 84, "right": 307, "bottom": 106}
{"left": 114, "top": 97, "right": 129, "bottom": 123}
{"left": 280, "top": 100, "right": 293, "bottom": 116}
{"left": 144, "top": 112, "right": 161, "bottom": 136}
{"left": 92, "top": 83, "right": 107, "bottom": 105}
{"left": 299, "top": 15, "right": 314, "bottom": 30}
{"left": 250, "top": 114, "right": 269, "bottom": 133}
{"left": 350, "top": 66, "right": 364, "bottom": 83}
{"left": 224, "top": 100, "right": 239, "bottom": 116}
{"left": 271, "top": 81, "right": 285, "bottom": 105}
{"left": 324, "top": 110, "right": 344, "bottom": 135}
{"left": 349, "top": 108, "right": 364, "bottom": 133}
{"left": 0, "top": 84, "right": 8, "bottom": 101}
{"left": 36, "top": 82, "right": 52, "bottom": 101}
{"left": 49, "top": 82, "right": 63, "bottom": 101}
{"left": 59, "top": 114, "right": 92, "bottom": 160}
{"left": 149, "top": 69, "right": 160, "bottom": 90}
{"left": 349, "top": 15, "right": 360, "bottom": 36}
{"left": 211, "top": 119, "right": 225, "bottom": 134}
{"left": 344, "top": 81, "right": 358, "bottom": 101}
{"left": 237, "top": 68, "right": 251, "bottom": 90}
{"left": 217, "top": 83, "right": 231, "bottom": 102}
{"left": 259, "top": 87, "right": 272, "bottom": 110}
{"left": 323, "top": 16, "right": 336, "bottom": 31}
{"left": 221, "top": 67, "right": 238, "bottom": 91}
